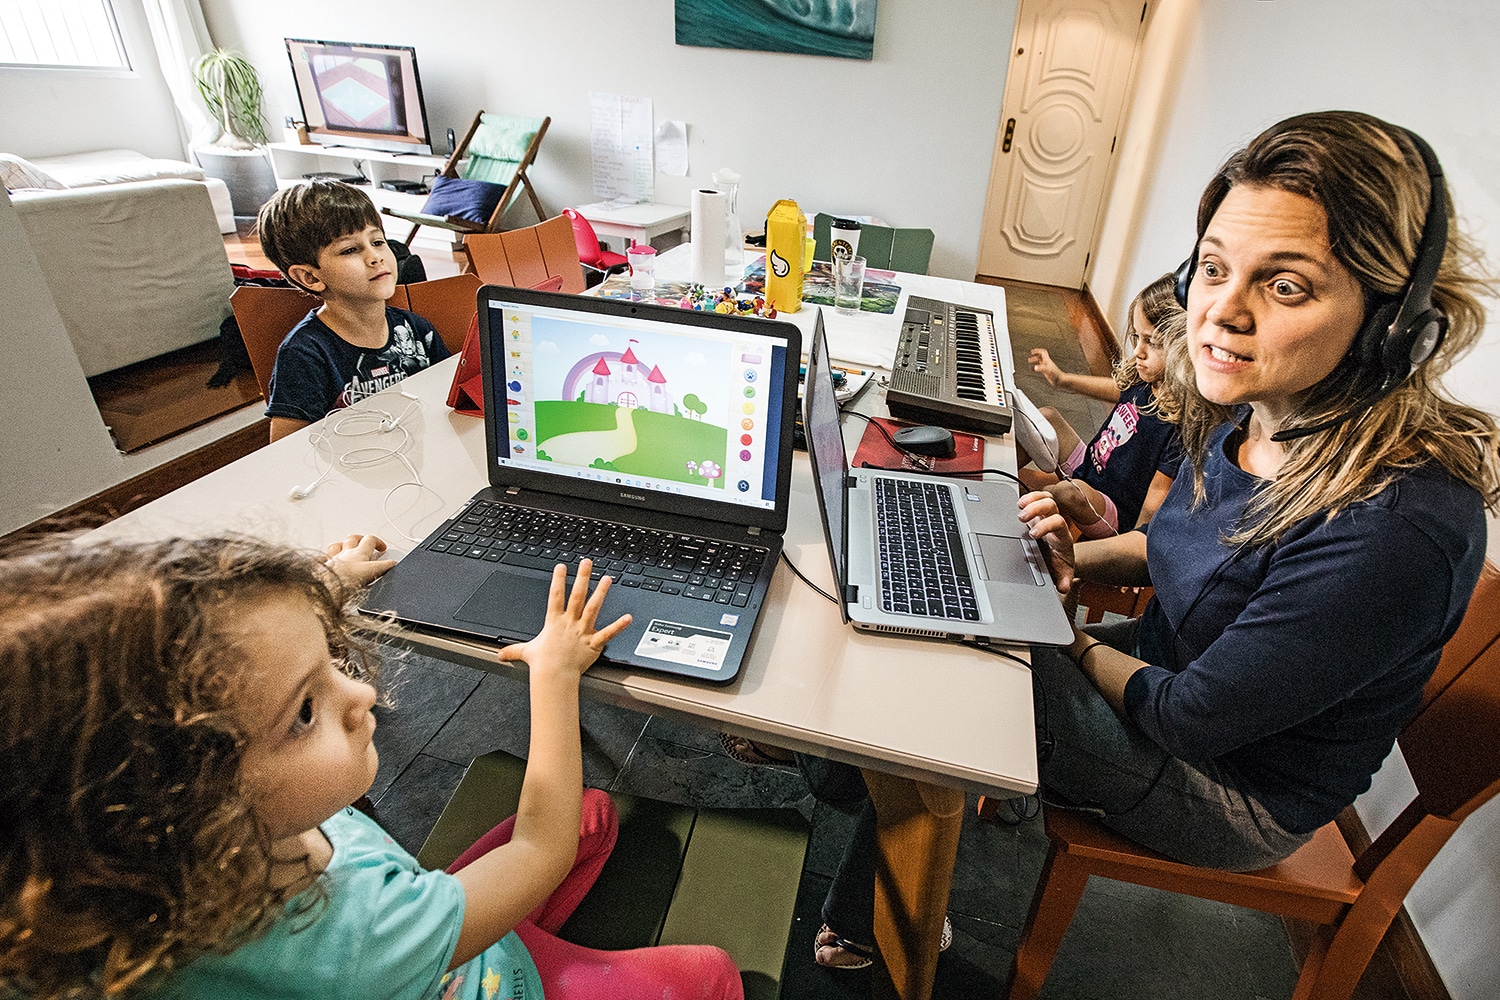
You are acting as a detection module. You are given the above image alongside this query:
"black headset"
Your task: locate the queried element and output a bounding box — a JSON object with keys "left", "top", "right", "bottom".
{"left": 1173, "top": 127, "right": 1449, "bottom": 441}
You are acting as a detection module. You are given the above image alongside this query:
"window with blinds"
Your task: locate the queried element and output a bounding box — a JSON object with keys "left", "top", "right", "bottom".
{"left": 0, "top": 0, "right": 129, "bottom": 70}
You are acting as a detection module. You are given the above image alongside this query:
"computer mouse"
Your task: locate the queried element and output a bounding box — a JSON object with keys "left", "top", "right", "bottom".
{"left": 892, "top": 424, "right": 956, "bottom": 458}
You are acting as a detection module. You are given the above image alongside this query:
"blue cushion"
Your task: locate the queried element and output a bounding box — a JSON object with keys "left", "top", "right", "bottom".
{"left": 424, "top": 175, "right": 506, "bottom": 225}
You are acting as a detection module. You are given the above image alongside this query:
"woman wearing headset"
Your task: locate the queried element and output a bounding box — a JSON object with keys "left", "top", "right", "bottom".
{"left": 1019, "top": 110, "right": 1499, "bottom": 872}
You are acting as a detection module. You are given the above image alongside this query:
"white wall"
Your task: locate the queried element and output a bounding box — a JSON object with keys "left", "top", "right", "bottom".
{"left": 1092, "top": 2, "right": 1500, "bottom": 998}
{"left": 0, "top": 0, "right": 184, "bottom": 160}
{"left": 197, "top": 0, "right": 1020, "bottom": 280}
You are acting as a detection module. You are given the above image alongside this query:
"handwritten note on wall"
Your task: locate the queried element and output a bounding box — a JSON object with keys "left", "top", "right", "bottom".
{"left": 590, "top": 92, "right": 654, "bottom": 204}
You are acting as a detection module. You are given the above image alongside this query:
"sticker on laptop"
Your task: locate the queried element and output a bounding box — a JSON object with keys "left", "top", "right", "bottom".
{"left": 634, "top": 619, "right": 734, "bottom": 672}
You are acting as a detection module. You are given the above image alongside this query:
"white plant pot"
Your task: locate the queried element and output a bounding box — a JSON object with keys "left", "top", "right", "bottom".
{"left": 193, "top": 145, "right": 277, "bottom": 216}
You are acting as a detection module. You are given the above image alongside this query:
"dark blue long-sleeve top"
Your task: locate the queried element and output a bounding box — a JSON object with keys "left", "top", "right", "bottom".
{"left": 1124, "top": 418, "right": 1486, "bottom": 834}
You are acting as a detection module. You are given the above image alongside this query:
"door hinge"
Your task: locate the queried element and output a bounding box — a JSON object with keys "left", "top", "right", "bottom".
{"left": 1002, "top": 117, "right": 1016, "bottom": 153}
{"left": 1141, "top": 2, "right": 1148, "bottom": 22}
{"left": 1110, "top": 135, "right": 1116, "bottom": 154}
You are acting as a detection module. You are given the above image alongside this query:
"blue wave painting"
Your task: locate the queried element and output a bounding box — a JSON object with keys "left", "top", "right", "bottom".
{"left": 675, "top": 0, "right": 878, "bottom": 60}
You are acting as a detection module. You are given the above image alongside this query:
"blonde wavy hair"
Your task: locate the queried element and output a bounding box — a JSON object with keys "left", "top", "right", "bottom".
{"left": 1177, "top": 111, "right": 1500, "bottom": 544}
{"left": 1116, "top": 271, "right": 1191, "bottom": 431}
{"left": 0, "top": 535, "right": 381, "bottom": 998}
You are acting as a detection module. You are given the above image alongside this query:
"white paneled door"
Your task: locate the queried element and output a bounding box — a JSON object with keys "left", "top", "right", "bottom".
{"left": 978, "top": 0, "right": 1148, "bottom": 288}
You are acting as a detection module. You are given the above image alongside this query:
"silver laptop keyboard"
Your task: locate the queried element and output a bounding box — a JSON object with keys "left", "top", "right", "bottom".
{"left": 429, "top": 499, "right": 767, "bottom": 608}
{"left": 874, "top": 479, "right": 980, "bottom": 621}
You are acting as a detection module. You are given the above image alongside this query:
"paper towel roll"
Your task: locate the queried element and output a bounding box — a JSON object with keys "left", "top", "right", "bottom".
{"left": 690, "top": 188, "right": 727, "bottom": 287}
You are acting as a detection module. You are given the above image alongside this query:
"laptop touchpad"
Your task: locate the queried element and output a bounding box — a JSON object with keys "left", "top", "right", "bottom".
{"left": 454, "top": 569, "right": 550, "bottom": 637}
{"left": 974, "top": 533, "right": 1046, "bottom": 586}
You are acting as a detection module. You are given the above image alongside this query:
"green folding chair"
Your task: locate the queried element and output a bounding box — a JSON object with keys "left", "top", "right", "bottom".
{"left": 812, "top": 211, "right": 935, "bottom": 274}
{"left": 418, "top": 749, "right": 810, "bottom": 1000}
{"left": 383, "top": 111, "right": 550, "bottom": 243}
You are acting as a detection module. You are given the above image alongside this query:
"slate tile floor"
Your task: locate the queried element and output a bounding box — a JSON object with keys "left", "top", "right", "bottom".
{"left": 369, "top": 650, "right": 1304, "bottom": 1000}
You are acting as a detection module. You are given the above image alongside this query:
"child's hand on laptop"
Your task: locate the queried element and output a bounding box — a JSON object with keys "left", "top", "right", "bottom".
{"left": 323, "top": 533, "right": 398, "bottom": 587}
{"left": 498, "top": 560, "right": 633, "bottom": 681}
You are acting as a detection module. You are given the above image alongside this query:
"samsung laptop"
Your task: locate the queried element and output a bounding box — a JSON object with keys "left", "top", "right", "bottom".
{"left": 363, "top": 286, "right": 801, "bottom": 683}
{"left": 803, "top": 310, "right": 1072, "bottom": 645}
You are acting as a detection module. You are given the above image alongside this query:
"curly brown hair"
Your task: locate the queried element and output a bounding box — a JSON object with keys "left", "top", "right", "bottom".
{"left": 0, "top": 534, "right": 381, "bottom": 998}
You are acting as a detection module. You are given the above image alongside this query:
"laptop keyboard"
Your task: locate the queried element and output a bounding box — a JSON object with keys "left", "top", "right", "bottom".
{"left": 874, "top": 479, "right": 980, "bottom": 621}
{"left": 428, "top": 499, "right": 767, "bottom": 608}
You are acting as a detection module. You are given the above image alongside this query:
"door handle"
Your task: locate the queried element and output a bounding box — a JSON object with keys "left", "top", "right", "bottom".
{"left": 1002, "top": 118, "right": 1016, "bottom": 153}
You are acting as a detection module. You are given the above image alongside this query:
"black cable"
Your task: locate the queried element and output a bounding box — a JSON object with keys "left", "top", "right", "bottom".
{"left": 959, "top": 639, "right": 1031, "bottom": 668}
{"left": 780, "top": 550, "right": 838, "bottom": 604}
{"left": 840, "top": 411, "right": 1029, "bottom": 487}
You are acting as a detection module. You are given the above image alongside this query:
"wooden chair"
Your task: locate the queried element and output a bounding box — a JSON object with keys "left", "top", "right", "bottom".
{"left": 228, "top": 285, "right": 321, "bottom": 399}
{"left": 1006, "top": 564, "right": 1500, "bottom": 1000}
{"left": 461, "top": 214, "right": 587, "bottom": 295}
{"left": 382, "top": 111, "right": 550, "bottom": 244}
{"left": 395, "top": 271, "right": 483, "bottom": 355}
{"left": 418, "top": 749, "right": 809, "bottom": 1000}
{"left": 229, "top": 273, "right": 482, "bottom": 399}
{"left": 1073, "top": 579, "right": 1154, "bottom": 624}
{"left": 812, "top": 212, "right": 935, "bottom": 274}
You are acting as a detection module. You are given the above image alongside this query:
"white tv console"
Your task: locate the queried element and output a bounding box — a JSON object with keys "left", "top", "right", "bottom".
{"left": 264, "top": 142, "right": 464, "bottom": 252}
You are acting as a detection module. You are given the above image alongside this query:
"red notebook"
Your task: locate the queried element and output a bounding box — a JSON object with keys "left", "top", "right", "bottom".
{"left": 850, "top": 418, "right": 986, "bottom": 479}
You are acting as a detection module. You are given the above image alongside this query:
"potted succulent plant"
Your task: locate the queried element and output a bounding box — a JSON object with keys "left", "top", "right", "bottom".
{"left": 190, "top": 47, "right": 276, "bottom": 215}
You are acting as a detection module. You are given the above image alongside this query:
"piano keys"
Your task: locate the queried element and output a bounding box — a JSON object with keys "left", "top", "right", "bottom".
{"left": 886, "top": 295, "right": 1015, "bottom": 434}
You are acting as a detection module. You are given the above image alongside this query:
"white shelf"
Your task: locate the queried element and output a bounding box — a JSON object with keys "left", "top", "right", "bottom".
{"left": 265, "top": 142, "right": 462, "bottom": 253}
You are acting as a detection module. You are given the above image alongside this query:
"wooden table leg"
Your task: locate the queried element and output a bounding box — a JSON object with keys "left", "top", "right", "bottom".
{"left": 862, "top": 768, "right": 966, "bottom": 1000}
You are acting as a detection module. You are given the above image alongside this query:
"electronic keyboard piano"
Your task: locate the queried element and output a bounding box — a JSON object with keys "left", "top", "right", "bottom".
{"left": 886, "top": 295, "right": 1015, "bottom": 434}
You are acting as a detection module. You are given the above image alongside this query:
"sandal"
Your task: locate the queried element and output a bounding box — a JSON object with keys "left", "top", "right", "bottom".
{"left": 814, "top": 924, "right": 875, "bottom": 970}
{"left": 717, "top": 732, "right": 797, "bottom": 767}
{"left": 812, "top": 915, "right": 951, "bottom": 971}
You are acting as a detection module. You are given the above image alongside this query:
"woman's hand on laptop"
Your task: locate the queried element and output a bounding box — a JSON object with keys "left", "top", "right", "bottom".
{"left": 1019, "top": 492, "right": 1074, "bottom": 596}
{"left": 324, "top": 533, "right": 398, "bottom": 587}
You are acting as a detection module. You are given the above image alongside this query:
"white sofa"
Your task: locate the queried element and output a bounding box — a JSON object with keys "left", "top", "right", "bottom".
{"left": 5, "top": 150, "right": 235, "bottom": 377}
{"left": 25, "top": 149, "right": 236, "bottom": 233}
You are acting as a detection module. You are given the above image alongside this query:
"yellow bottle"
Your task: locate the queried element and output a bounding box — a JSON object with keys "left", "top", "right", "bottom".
{"left": 764, "top": 199, "right": 806, "bottom": 314}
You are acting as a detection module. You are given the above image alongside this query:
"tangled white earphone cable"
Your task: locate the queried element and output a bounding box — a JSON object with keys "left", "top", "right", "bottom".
{"left": 288, "top": 390, "right": 447, "bottom": 542}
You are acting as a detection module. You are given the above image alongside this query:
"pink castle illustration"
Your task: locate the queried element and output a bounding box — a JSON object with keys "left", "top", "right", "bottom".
{"left": 582, "top": 342, "right": 675, "bottom": 413}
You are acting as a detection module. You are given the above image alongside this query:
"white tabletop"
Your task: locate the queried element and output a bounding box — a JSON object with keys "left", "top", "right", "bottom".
{"left": 97, "top": 269, "right": 1038, "bottom": 797}
{"left": 573, "top": 201, "right": 691, "bottom": 227}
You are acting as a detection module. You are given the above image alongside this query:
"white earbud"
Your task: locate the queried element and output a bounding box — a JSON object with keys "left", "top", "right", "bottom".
{"left": 288, "top": 482, "right": 318, "bottom": 501}
{"left": 380, "top": 393, "right": 420, "bottom": 432}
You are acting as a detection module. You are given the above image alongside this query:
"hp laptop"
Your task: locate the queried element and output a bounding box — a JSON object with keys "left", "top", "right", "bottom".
{"left": 363, "top": 286, "right": 801, "bottom": 683}
{"left": 804, "top": 310, "right": 1072, "bottom": 645}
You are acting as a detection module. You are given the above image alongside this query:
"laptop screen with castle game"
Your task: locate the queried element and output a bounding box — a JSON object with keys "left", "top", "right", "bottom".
{"left": 486, "top": 295, "right": 787, "bottom": 515}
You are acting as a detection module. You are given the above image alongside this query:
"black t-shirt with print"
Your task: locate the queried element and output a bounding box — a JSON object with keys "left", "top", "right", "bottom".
{"left": 265, "top": 307, "right": 450, "bottom": 423}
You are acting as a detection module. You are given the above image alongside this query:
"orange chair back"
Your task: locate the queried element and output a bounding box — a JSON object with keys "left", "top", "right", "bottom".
{"left": 462, "top": 215, "right": 586, "bottom": 294}
{"left": 1396, "top": 565, "right": 1500, "bottom": 823}
{"left": 229, "top": 285, "right": 321, "bottom": 399}
{"left": 403, "top": 272, "right": 483, "bottom": 356}
{"left": 230, "top": 272, "right": 485, "bottom": 398}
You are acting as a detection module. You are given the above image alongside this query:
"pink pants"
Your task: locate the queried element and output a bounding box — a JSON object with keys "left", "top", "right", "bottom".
{"left": 447, "top": 789, "right": 743, "bottom": 1000}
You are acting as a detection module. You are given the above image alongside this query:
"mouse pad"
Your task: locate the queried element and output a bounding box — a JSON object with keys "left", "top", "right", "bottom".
{"left": 851, "top": 418, "right": 984, "bottom": 478}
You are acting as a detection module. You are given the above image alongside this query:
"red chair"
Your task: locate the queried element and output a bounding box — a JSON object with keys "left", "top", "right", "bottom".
{"left": 562, "top": 207, "right": 629, "bottom": 284}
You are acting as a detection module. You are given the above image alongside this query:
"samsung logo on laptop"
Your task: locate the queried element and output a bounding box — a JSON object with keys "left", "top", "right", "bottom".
{"left": 619, "top": 491, "right": 648, "bottom": 502}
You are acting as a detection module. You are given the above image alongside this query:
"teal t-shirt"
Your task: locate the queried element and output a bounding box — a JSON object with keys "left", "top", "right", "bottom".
{"left": 151, "top": 808, "right": 543, "bottom": 1000}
